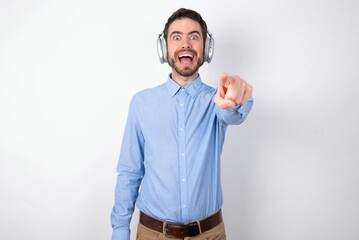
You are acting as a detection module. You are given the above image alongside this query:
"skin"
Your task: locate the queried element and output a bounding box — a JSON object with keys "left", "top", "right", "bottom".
{"left": 167, "top": 18, "right": 253, "bottom": 109}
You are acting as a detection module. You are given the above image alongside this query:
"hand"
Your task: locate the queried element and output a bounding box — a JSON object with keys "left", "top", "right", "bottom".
{"left": 214, "top": 73, "right": 253, "bottom": 109}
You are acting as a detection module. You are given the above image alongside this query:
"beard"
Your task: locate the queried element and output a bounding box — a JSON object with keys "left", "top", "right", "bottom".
{"left": 169, "top": 56, "right": 204, "bottom": 77}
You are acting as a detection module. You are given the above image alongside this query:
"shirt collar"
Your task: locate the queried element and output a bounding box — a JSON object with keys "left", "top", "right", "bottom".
{"left": 165, "top": 75, "right": 203, "bottom": 98}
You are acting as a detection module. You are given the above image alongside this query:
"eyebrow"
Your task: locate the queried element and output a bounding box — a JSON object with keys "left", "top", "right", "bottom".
{"left": 169, "top": 30, "right": 202, "bottom": 37}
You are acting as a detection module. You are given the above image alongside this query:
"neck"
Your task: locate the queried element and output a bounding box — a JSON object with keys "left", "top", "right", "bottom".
{"left": 171, "top": 71, "right": 199, "bottom": 87}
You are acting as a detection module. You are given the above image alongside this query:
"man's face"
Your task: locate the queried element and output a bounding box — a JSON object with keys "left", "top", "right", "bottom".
{"left": 167, "top": 18, "right": 204, "bottom": 78}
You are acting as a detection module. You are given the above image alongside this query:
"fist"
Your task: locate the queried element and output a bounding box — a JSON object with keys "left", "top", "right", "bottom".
{"left": 214, "top": 73, "right": 253, "bottom": 109}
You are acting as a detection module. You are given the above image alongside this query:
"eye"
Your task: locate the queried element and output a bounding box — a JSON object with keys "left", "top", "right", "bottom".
{"left": 190, "top": 35, "right": 199, "bottom": 40}
{"left": 173, "top": 35, "right": 181, "bottom": 41}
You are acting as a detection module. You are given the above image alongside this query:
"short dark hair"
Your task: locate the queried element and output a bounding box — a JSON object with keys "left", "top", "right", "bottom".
{"left": 163, "top": 8, "right": 208, "bottom": 41}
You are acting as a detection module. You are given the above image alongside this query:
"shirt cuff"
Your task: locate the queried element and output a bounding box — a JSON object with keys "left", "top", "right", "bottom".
{"left": 237, "top": 96, "right": 254, "bottom": 117}
{"left": 112, "top": 227, "right": 130, "bottom": 240}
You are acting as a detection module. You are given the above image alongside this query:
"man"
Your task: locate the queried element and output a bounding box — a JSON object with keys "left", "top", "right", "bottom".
{"left": 111, "top": 8, "right": 254, "bottom": 240}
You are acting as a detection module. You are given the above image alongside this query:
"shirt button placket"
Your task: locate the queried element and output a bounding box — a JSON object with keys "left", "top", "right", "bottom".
{"left": 178, "top": 88, "right": 189, "bottom": 220}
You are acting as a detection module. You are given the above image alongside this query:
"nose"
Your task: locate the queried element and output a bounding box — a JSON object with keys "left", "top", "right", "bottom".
{"left": 181, "top": 38, "right": 191, "bottom": 49}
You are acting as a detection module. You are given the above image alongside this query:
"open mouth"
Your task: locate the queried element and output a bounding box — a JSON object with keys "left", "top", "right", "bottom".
{"left": 178, "top": 53, "right": 194, "bottom": 63}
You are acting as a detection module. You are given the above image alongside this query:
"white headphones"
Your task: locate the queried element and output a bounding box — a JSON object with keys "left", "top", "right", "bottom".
{"left": 157, "top": 30, "right": 215, "bottom": 64}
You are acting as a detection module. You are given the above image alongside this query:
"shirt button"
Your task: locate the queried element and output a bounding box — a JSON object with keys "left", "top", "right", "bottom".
{"left": 180, "top": 153, "right": 185, "bottom": 157}
{"left": 182, "top": 178, "right": 186, "bottom": 182}
{"left": 180, "top": 103, "right": 184, "bottom": 107}
{"left": 180, "top": 128, "right": 184, "bottom": 132}
{"left": 183, "top": 204, "right": 187, "bottom": 208}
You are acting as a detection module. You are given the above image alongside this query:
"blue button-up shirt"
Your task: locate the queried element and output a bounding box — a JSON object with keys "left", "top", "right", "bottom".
{"left": 111, "top": 75, "right": 253, "bottom": 240}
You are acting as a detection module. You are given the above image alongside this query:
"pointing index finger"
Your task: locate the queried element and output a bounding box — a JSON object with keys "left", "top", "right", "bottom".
{"left": 219, "top": 72, "right": 229, "bottom": 87}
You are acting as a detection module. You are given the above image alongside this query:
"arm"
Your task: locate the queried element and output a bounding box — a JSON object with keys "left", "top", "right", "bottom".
{"left": 214, "top": 73, "right": 254, "bottom": 125}
{"left": 110, "top": 97, "right": 145, "bottom": 240}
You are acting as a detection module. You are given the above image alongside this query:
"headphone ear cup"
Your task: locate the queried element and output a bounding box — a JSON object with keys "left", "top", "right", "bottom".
{"left": 204, "top": 32, "right": 214, "bottom": 63}
{"left": 157, "top": 33, "right": 167, "bottom": 64}
{"left": 162, "top": 37, "right": 167, "bottom": 63}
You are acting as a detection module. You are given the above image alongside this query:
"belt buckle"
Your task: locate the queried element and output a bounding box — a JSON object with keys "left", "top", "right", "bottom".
{"left": 163, "top": 221, "right": 201, "bottom": 239}
{"left": 188, "top": 221, "right": 201, "bottom": 236}
{"left": 163, "top": 221, "right": 183, "bottom": 239}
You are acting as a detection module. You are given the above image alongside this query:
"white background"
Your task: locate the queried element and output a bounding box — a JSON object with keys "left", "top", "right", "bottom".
{"left": 0, "top": 0, "right": 358, "bottom": 239}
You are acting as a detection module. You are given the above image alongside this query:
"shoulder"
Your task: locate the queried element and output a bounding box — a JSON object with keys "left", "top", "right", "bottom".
{"left": 130, "top": 83, "right": 166, "bottom": 104}
{"left": 200, "top": 82, "right": 216, "bottom": 92}
{"left": 198, "top": 82, "right": 217, "bottom": 100}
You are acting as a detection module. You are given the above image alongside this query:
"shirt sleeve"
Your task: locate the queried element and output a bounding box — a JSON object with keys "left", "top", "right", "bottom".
{"left": 111, "top": 95, "right": 145, "bottom": 240}
{"left": 216, "top": 96, "right": 254, "bottom": 126}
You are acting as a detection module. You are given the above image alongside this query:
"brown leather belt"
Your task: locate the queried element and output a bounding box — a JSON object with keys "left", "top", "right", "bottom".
{"left": 139, "top": 210, "right": 223, "bottom": 239}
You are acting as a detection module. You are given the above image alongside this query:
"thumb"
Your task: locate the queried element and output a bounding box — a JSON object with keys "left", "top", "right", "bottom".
{"left": 215, "top": 89, "right": 236, "bottom": 109}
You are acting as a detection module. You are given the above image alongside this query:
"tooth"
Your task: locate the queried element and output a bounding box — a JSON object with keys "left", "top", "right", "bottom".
{"left": 179, "top": 54, "right": 193, "bottom": 57}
